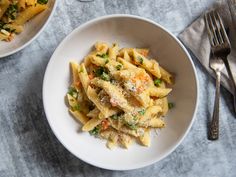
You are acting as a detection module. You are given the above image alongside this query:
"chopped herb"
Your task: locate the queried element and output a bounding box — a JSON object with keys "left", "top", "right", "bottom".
{"left": 126, "top": 123, "right": 137, "bottom": 130}
{"left": 154, "top": 79, "right": 162, "bottom": 87}
{"left": 116, "top": 64, "right": 122, "bottom": 70}
{"left": 79, "top": 67, "right": 84, "bottom": 73}
{"left": 96, "top": 53, "right": 109, "bottom": 59}
{"left": 73, "top": 104, "right": 80, "bottom": 111}
{"left": 37, "top": 0, "right": 48, "bottom": 4}
{"left": 95, "top": 67, "right": 105, "bottom": 76}
{"left": 133, "top": 116, "right": 138, "bottom": 121}
{"left": 95, "top": 67, "right": 110, "bottom": 81}
{"left": 5, "top": 4, "right": 18, "bottom": 20}
{"left": 138, "top": 56, "right": 144, "bottom": 64}
{"left": 68, "top": 87, "right": 78, "bottom": 98}
{"left": 111, "top": 114, "right": 118, "bottom": 120}
{"left": 0, "top": 21, "right": 6, "bottom": 29}
{"left": 89, "top": 126, "right": 100, "bottom": 135}
{"left": 100, "top": 72, "right": 110, "bottom": 81}
{"left": 105, "top": 59, "right": 109, "bottom": 64}
{"left": 168, "top": 102, "right": 174, "bottom": 109}
{"left": 138, "top": 109, "right": 146, "bottom": 115}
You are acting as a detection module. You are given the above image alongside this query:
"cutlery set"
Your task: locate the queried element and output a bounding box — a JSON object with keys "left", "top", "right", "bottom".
{"left": 205, "top": 4, "right": 235, "bottom": 140}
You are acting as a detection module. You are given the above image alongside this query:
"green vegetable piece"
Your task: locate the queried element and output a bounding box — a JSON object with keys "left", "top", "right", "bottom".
{"left": 138, "top": 56, "right": 144, "bottom": 64}
{"left": 111, "top": 114, "right": 118, "bottom": 120}
{"left": 6, "top": 4, "right": 18, "bottom": 20}
{"left": 105, "top": 59, "right": 109, "bottom": 64}
{"left": 133, "top": 116, "right": 138, "bottom": 121}
{"left": 138, "top": 109, "right": 146, "bottom": 115}
{"left": 73, "top": 104, "right": 80, "bottom": 111}
{"left": 168, "top": 102, "right": 174, "bottom": 109}
{"left": 95, "top": 67, "right": 105, "bottom": 76}
{"left": 68, "top": 87, "right": 78, "bottom": 98}
{"left": 96, "top": 53, "right": 109, "bottom": 59}
{"left": 116, "top": 64, "right": 122, "bottom": 70}
{"left": 37, "top": 0, "right": 48, "bottom": 4}
{"left": 126, "top": 123, "right": 137, "bottom": 130}
{"left": 154, "top": 79, "right": 162, "bottom": 86}
{"left": 79, "top": 67, "right": 84, "bottom": 73}
{"left": 100, "top": 72, "right": 110, "bottom": 81}
{"left": 0, "top": 21, "right": 6, "bottom": 29}
{"left": 89, "top": 126, "right": 100, "bottom": 135}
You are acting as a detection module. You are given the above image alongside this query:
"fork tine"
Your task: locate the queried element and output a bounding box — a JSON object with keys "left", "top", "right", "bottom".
{"left": 215, "top": 11, "right": 231, "bottom": 45}
{"left": 205, "top": 13, "right": 215, "bottom": 46}
{"left": 206, "top": 12, "right": 219, "bottom": 46}
{"left": 211, "top": 11, "right": 224, "bottom": 44}
{"left": 208, "top": 12, "right": 220, "bottom": 45}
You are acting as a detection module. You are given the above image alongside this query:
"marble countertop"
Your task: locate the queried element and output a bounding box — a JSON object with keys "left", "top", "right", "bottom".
{"left": 0, "top": 0, "right": 235, "bottom": 176}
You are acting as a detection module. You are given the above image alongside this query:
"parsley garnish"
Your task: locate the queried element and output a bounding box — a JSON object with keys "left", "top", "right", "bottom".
{"left": 5, "top": 4, "right": 18, "bottom": 20}
{"left": 168, "top": 102, "right": 174, "bottom": 109}
{"left": 133, "top": 116, "right": 138, "bottom": 121}
{"left": 138, "top": 56, "right": 144, "bottom": 64}
{"left": 105, "top": 59, "right": 109, "bottom": 64}
{"left": 116, "top": 64, "right": 122, "bottom": 70}
{"left": 89, "top": 126, "right": 100, "bottom": 135}
{"left": 68, "top": 87, "right": 78, "bottom": 98}
{"left": 126, "top": 123, "right": 137, "bottom": 130}
{"left": 96, "top": 53, "right": 109, "bottom": 59}
{"left": 138, "top": 109, "right": 146, "bottom": 115}
{"left": 95, "top": 67, "right": 105, "bottom": 76}
{"left": 37, "top": 0, "right": 48, "bottom": 4}
{"left": 73, "top": 104, "right": 80, "bottom": 111}
{"left": 96, "top": 54, "right": 109, "bottom": 64}
{"left": 0, "top": 21, "right": 6, "bottom": 29}
{"left": 100, "top": 72, "right": 110, "bottom": 81}
{"left": 95, "top": 67, "right": 110, "bottom": 81}
{"left": 154, "top": 79, "right": 162, "bottom": 87}
{"left": 111, "top": 114, "right": 118, "bottom": 120}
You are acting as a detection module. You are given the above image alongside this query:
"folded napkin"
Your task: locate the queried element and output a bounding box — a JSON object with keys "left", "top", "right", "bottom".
{"left": 179, "top": 0, "right": 236, "bottom": 94}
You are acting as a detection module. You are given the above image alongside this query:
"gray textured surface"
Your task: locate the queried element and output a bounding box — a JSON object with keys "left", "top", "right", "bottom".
{"left": 0, "top": 0, "right": 236, "bottom": 177}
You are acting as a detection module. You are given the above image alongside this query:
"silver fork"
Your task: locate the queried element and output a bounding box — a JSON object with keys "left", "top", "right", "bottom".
{"left": 205, "top": 11, "right": 231, "bottom": 140}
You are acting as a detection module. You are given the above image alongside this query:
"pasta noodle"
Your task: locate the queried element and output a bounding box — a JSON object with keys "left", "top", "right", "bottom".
{"left": 66, "top": 42, "right": 174, "bottom": 149}
{"left": 0, "top": 0, "right": 48, "bottom": 42}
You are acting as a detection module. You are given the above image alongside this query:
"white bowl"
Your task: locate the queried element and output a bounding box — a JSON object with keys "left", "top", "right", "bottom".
{"left": 43, "top": 15, "right": 199, "bottom": 170}
{"left": 0, "top": 0, "right": 57, "bottom": 58}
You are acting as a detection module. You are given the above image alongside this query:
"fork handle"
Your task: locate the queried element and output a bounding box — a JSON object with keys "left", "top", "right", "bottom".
{"left": 223, "top": 58, "right": 236, "bottom": 114}
{"left": 209, "top": 70, "right": 221, "bottom": 140}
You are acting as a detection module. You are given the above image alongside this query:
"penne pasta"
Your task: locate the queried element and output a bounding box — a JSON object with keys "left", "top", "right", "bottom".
{"left": 82, "top": 117, "right": 102, "bottom": 131}
{"left": 139, "top": 128, "right": 151, "bottom": 147}
{"left": 160, "top": 66, "right": 174, "bottom": 84}
{"left": 15, "top": 4, "right": 47, "bottom": 25}
{"left": 0, "top": 1, "right": 48, "bottom": 41}
{"left": 78, "top": 63, "right": 90, "bottom": 92}
{"left": 66, "top": 42, "right": 174, "bottom": 149}
{"left": 0, "top": 0, "right": 10, "bottom": 18}
{"left": 69, "top": 109, "right": 90, "bottom": 125}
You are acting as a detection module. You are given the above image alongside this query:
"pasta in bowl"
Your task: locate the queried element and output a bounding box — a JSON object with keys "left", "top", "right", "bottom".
{"left": 43, "top": 15, "right": 198, "bottom": 170}
{"left": 0, "top": 0, "right": 48, "bottom": 42}
{"left": 0, "top": 0, "right": 57, "bottom": 57}
{"left": 66, "top": 42, "right": 174, "bottom": 149}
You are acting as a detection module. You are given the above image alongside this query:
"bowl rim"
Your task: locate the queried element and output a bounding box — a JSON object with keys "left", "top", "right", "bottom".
{"left": 42, "top": 14, "right": 199, "bottom": 171}
{"left": 0, "top": 0, "right": 58, "bottom": 58}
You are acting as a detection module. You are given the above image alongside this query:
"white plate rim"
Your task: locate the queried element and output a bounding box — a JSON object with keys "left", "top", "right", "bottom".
{"left": 0, "top": 0, "right": 58, "bottom": 58}
{"left": 42, "top": 14, "right": 199, "bottom": 171}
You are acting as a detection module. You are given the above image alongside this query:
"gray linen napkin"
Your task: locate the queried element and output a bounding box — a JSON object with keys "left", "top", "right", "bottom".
{"left": 179, "top": 0, "right": 236, "bottom": 94}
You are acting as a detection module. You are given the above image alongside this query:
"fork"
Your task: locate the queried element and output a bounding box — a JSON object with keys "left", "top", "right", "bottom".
{"left": 205, "top": 11, "right": 232, "bottom": 140}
